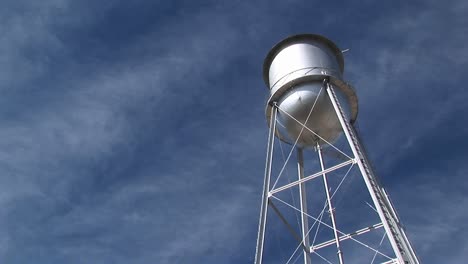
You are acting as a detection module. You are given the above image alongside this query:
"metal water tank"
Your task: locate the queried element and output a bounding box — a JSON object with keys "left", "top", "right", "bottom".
{"left": 263, "top": 34, "right": 358, "bottom": 147}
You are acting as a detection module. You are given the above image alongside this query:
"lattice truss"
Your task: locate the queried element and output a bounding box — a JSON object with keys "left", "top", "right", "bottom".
{"left": 254, "top": 83, "right": 419, "bottom": 264}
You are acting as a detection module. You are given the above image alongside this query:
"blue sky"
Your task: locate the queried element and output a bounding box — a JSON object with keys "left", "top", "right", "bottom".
{"left": 0, "top": 0, "right": 467, "bottom": 263}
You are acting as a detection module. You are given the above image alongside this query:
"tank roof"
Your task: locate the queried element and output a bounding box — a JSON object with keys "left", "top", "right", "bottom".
{"left": 262, "top": 34, "right": 345, "bottom": 87}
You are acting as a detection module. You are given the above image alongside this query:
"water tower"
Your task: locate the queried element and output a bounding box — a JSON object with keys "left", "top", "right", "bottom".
{"left": 254, "top": 34, "right": 419, "bottom": 264}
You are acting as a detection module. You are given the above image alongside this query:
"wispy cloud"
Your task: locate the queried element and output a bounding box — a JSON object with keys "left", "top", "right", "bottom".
{"left": 0, "top": 1, "right": 271, "bottom": 263}
{"left": 0, "top": 0, "right": 466, "bottom": 263}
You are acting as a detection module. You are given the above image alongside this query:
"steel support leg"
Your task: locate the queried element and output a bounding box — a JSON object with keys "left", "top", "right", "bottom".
{"left": 254, "top": 105, "right": 277, "bottom": 264}
{"left": 297, "top": 148, "right": 311, "bottom": 264}
{"left": 317, "top": 144, "right": 344, "bottom": 264}
{"left": 326, "top": 82, "right": 419, "bottom": 264}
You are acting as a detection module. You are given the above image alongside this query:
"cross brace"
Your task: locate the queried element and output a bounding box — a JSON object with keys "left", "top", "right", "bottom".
{"left": 310, "top": 223, "right": 384, "bottom": 252}
{"left": 269, "top": 159, "right": 355, "bottom": 195}
{"left": 381, "top": 259, "right": 399, "bottom": 264}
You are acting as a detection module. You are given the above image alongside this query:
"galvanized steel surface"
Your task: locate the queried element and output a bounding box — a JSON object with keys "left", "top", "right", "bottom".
{"left": 263, "top": 34, "right": 358, "bottom": 147}
{"left": 276, "top": 82, "right": 350, "bottom": 147}
{"left": 263, "top": 34, "right": 344, "bottom": 88}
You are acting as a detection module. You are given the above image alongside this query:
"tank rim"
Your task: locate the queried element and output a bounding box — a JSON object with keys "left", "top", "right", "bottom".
{"left": 263, "top": 34, "right": 345, "bottom": 88}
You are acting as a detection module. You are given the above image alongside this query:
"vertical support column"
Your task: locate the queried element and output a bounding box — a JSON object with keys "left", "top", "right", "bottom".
{"left": 297, "top": 148, "right": 312, "bottom": 264}
{"left": 317, "top": 144, "right": 344, "bottom": 264}
{"left": 326, "top": 83, "right": 419, "bottom": 264}
{"left": 254, "top": 105, "right": 277, "bottom": 264}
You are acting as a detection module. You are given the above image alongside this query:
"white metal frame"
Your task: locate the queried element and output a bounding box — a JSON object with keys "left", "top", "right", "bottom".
{"left": 254, "top": 80, "right": 420, "bottom": 264}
